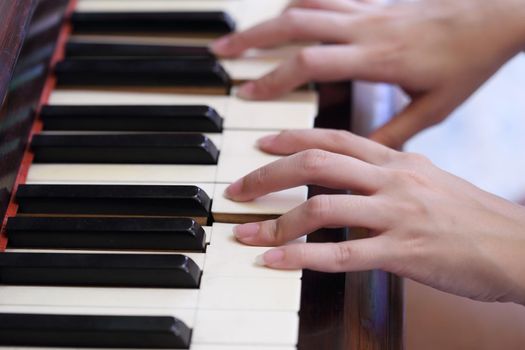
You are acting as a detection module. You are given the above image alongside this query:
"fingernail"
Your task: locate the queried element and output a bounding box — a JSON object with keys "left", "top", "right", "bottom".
{"left": 257, "top": 134, "right": 278, "bottom": 148}
{"left": 237, "top": 82, "right": 256, "bottom": 99}
{"left": 224, "top": 178, "right": 242, "bottom": 199}
{"left": 256, "top": 249, "right": 285, "bottom": 266}
{"left": 233, "top": 222, "right": 260, "bottom": 240}
{"left": 210, "top": 36, "right": 230, "bottom": 54}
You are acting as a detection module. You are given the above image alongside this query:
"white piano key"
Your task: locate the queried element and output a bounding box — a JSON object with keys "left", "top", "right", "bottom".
{"left": 204, "top": 223, "right": 301, "bottom": 279}
{"left": 210, "top": 223, "right": 306, "bottom": 246}
{"left": 221, "top": 58, "right": 280, "bottom": 81}
{"left": 48, "top": 90, "right": 229, "bottom": 118}
{"left": 216, "top": 130, "right": 280, "bottom": 182}
{"left": 27, "top": 164, "right": 219, "bottom": 184}
{"left": 222, "top": 45, "right": 311, "bottom": 81}
{"left": 198, "top": 276, "right": 301, "bottom": 311}
{"left": 217, "top": 130, "right": 273, "bottom": 155}
{"left": 193, "top": 310, "right": 298, "bottom": 346}
{"left": 0, "top": 346, "right": 295, "bottom": 350}
{"left": 212, "top": 184, "right": 307, "bottom": 222}
{"left": 226, "top": 90, "right": 317, "bottom": 130}
{"left": 235, "top": 0, "right": 289, "bottom": 31}
{"left": 48, "top": 90, "right": 316, "bottom": 131}
{"left": 75, "top": 0, "right": 289, "bottom": 31}
{"left": 192, "top": 346, "right": 295, "bottom": 350}
{"left": 216, "top": 155, "right": 280, "bottom": 183}
{"left": 0, "top": 286, "right": 198, "bottom": 309}
{"left": 76, "top": 0, "right": 243, "bottom": 13}
{"left": 204, "top": 225, "right": 213, "bottom": 245}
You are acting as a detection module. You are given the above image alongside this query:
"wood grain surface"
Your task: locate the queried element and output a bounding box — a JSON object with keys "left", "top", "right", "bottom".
{"left": 0, "top": 0, "right": 36, "bottom": 105}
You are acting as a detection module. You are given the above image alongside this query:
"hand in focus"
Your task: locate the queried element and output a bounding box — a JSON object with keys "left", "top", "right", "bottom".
{"left": 212, "top": 0, "right": 525, "bottom": 148}
{"left": 225, "top": 129, "right": 525, "bottom": 305}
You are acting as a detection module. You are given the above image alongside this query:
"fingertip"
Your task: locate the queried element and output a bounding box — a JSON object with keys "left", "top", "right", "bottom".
{"left": 255, "top": 248, "right": 286, "bottom": 267}
{"left": 236, "top": 81, "right": 257, "bottom": 99}
{"left": 223, "top": 178, "right": 243, "bottom": 200}
{"left": 233, "top": 222, "right": 260, "bottom": 241}
{"left": 255, "top": 253, "right": 266, "bottom": 266}
{"left": 257, "top": 134, "right": 279, "bottom": 150}
{"left": 210, "top": 36, "right": 233, "bottom": 56}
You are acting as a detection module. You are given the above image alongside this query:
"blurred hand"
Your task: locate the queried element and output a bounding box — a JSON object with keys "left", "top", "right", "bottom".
{"left": 212, "top": 0, "right": 525, "bottom": 148}
{"left": 225, "top": 129, "right": 525, "bottom": 305}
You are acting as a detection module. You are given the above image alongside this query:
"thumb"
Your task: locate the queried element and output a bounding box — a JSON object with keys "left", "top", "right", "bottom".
{"left": 370, "top": 91, "right": 450, "bottom": 149}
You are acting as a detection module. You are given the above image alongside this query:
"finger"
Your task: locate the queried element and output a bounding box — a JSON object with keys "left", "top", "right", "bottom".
{"left": 211, "top": 9, "right": 353, "bottom": 57}
{"left": 369, "top": 91, "right": 452, "bottom": 149}
{"left": 225, "top": 149, "right": 385, "bottom": 201}
{"left": 288, "top": 0, "right": 368, "bottom": 13}
{"left": 257, "top": 129, "right": 397, "bottom": 165}
{"left": 256, "top": 236, "right": 395, "bottom": 272}
{"left": 234, "top": 194, "right": 390, "bottom": 246}
{"left": 236, "top": 45, "right": 378, "bottom": 100}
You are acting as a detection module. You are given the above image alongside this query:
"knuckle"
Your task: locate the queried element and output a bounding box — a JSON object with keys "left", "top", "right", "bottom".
{"left": 327, "top": 129, "right": 353, "bottom": 144}
{"left": 399, "top": 199, "right": 429, "bottom": 218}
{"left": 281, "top": 9, "right": 304, "bottom": 33}
{"left": 295, "top": 47, "right": 319, "bottom": 70}
{"left": 298, "top": 149, "right": 329, "bottom": 174}
{"left": 276, "top": 129, "right": 295, "bottom": 141}
{"left": 401, "top": 152, "right": 432, "bottom": 166}
{"left": 355, "top": 11, "right": 396, "bottom": 28}
{"left": 334, "top": 243, "right": 353, "bottom": 270}
{"left": 268, "top": 219, "right": 286, "bottom": 245}
{"left": 389, "top": 168, "right": 428, "bottom": 188}
{"left": 229, "top": 32, "right": 248, "bottom": 49}
{"left": 275, "top": 129, "right": 299, "bottom": 146}
{"left": 256, "top": 71, "right": 281, "bottom": 95}
{"left": 304, "top": 195, "right": 332, "bottom": 223}
{"left": 246, "top": 165, "right": 271, "bottom": 190}
{"left": 294, "top": 243, "right": 309, "bottom": 266}
{"left": 294, "top": 0, "right": 323, "bottom": 8}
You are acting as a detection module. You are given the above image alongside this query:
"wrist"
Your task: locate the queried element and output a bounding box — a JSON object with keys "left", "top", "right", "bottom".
{"left": 494, "top": 0, "right": 525, "bottom": 55}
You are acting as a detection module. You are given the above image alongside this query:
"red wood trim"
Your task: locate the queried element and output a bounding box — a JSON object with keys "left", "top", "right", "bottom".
{"left": 0, "top": 0, "right": 77, "bottom": 251}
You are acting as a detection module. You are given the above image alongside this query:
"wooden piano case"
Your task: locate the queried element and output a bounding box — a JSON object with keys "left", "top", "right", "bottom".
{"left": 0, "top": 1, "right": 403, "bottom": 349}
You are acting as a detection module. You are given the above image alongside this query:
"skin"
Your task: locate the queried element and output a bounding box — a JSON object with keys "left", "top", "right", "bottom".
{"left": 225, "top": 129, "right": 525, "bottom": 305}
{"left": 212, "top": 0, "right": 525, "bottom": 148}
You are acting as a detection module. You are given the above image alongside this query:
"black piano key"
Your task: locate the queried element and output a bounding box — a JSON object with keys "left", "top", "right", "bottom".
{"left": 0, "top": 313, "right": 191, "bottom": 348}
{"left": 66, "top": 41, "right": 215, "bottom": 59}
{"left": 40, "top": 105, "right": 223, "bottom": 132}
{"left": 55, "top": 58, "right": 231, "bottom": 92}
{"left": 0, "top": 252, "right": 201, "bottom": 288}
{"left": 71, "top": 11, "right": 236, "bottom": 35}
{"left": 16, "top": 184, "right": 211, "bottom": 217}
{"left": 6, "top": 217, "right": 206, "bottom": 251}
{"left": 31, "top": 133, "right": 219, "bottom": 164}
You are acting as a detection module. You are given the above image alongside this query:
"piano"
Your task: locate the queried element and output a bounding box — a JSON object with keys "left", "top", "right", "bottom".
{"left": 0, "top": 0, "right": 403, "bottom": 349}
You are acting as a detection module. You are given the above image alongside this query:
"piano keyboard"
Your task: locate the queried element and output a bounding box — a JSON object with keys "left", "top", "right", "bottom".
{"left": 1, "top": 223, "right": 303, "bottom": 349}
{"left": 0, "top": 0, "right": 314, "bottom": 349}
